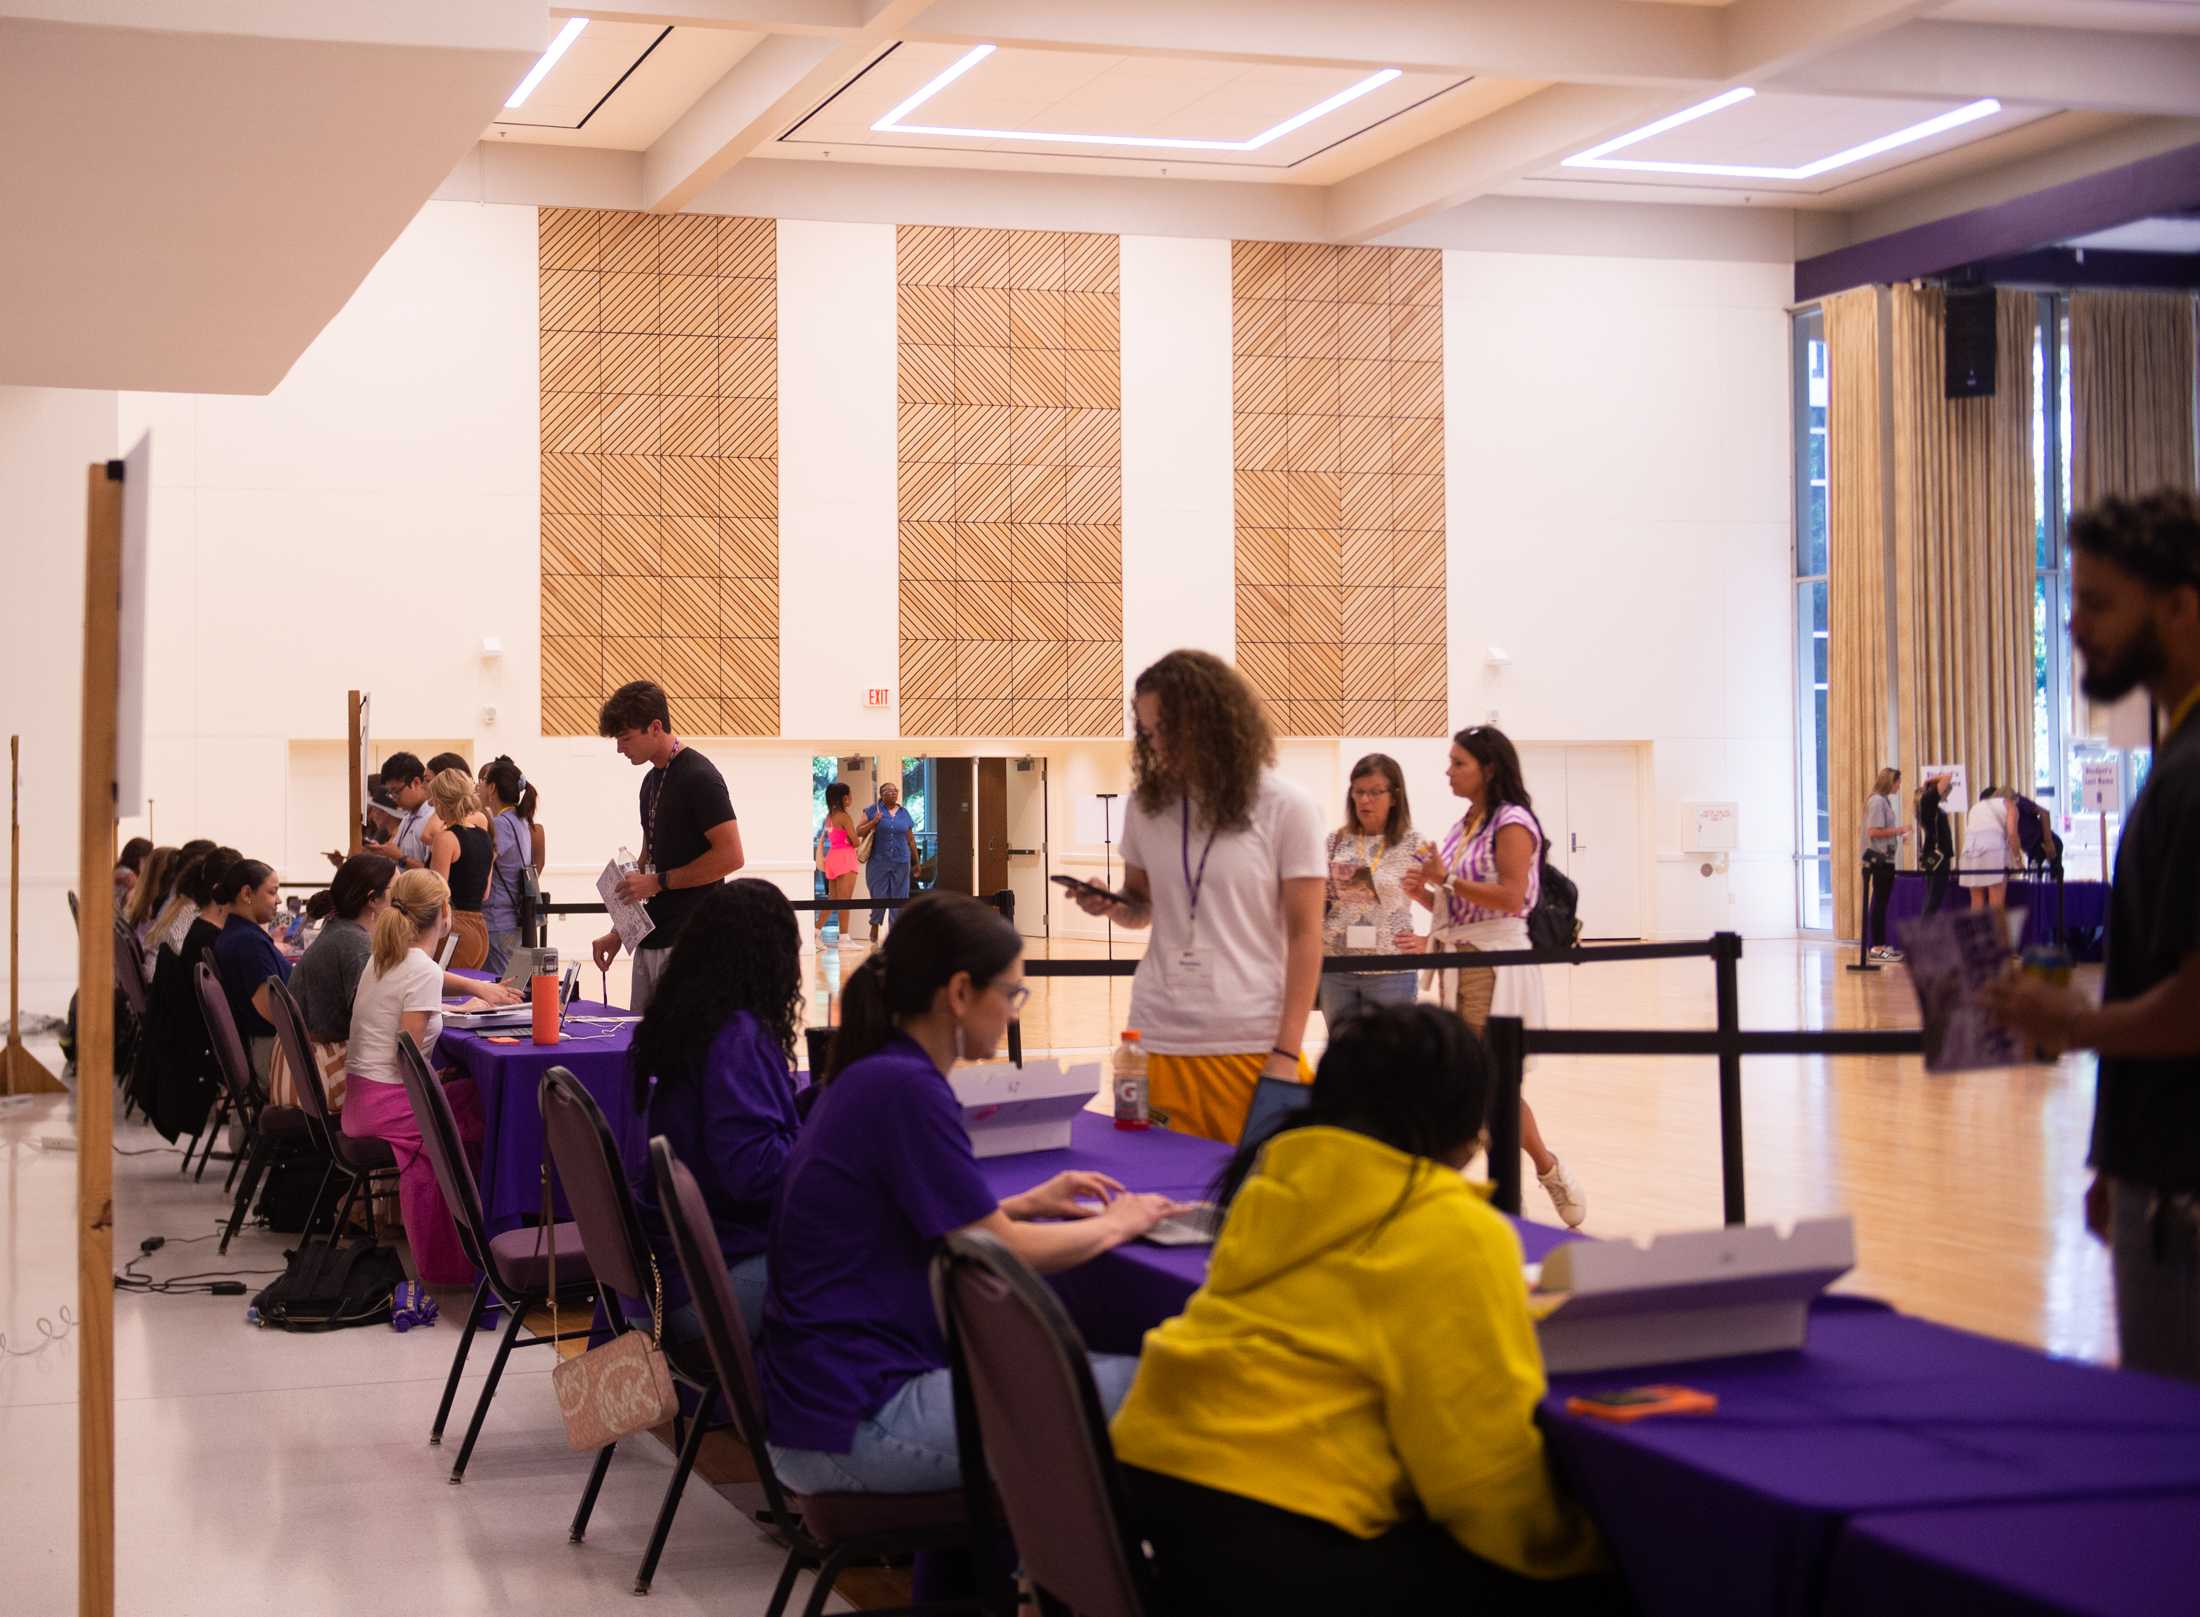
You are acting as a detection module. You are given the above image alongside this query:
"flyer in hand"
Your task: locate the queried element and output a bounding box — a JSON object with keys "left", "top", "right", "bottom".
{"left": 1898, "top": 907, "right": 2026, "bottom": 1072}
{"left": 596, "top": 857, "right": 656, "bottom": 952}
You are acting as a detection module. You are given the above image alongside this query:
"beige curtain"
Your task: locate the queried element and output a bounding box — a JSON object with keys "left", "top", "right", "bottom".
{"left": 2071, "top": 291, "right": 2199, "bottom": 504}
{"left": 1825, "top": 287, "right": 1889, "bottom": 940}
{"left": 1889, "top": 285, "right": 2036, "bottom": 832}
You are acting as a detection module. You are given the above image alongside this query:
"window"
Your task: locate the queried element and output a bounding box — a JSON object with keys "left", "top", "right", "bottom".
{"left": 2033, "top": 294, "right": 2074, "bottom": 810}
{"left": 1793, "top": 309, "right": 1831, "bottom": 929}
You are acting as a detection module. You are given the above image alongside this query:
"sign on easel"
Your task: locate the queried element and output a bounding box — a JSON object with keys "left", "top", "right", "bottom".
{"left": 1920, "top": 762, "right": 1968, "bottom": 814}
{"left": 2080, "top": 758, "right": 2120, "bottom": 814}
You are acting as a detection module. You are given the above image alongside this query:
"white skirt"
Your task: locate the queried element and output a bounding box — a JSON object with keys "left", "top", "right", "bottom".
{"left": 1427, "top": 916, "right": 1547, "bottom": 1066}
{"left": 1959, "top": 811, "right": 2011, "bottom": 889}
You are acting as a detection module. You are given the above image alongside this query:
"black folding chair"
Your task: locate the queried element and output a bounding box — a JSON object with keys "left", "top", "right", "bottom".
{"left": 260, "top": 978, "right": 398, "bottom": 1254}
{"left": 192, "top": 961, "right": 311, "bottom": 1245}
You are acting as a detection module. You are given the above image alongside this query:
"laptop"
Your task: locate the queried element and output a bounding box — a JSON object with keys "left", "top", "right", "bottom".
{"left": 1142, "top": 1077, "right": 1314, "bottom": 1246}
{"left": 445, "top": 963, "right": 579, "bottom": 1033}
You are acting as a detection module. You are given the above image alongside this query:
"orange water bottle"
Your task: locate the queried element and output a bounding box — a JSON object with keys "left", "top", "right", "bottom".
{"left": 530, "top": 945, "right": 561, "bottom": 1046}
{"left": 1113, "top": 1029, "right": 1149, "bottom": 1131}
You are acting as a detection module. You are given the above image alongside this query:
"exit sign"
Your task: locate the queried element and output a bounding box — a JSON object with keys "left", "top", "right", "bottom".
{"left": 865, "top": 687, "right": 891, "bottom": 708}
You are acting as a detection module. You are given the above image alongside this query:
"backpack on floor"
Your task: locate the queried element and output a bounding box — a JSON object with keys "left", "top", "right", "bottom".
{"left": 250, "top": 1239, "right": 406, "bottom": 1332}
{"left": 252, "top": 1145, "right": 339, "bottom": 1236}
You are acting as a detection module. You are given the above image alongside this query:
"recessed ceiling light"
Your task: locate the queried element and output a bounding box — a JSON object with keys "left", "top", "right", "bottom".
{"left": 1561, "top": 90, "right": 2003, "bottom": 180}
{"left": 871, "top": 43, "right": 1403, "bottom": 152}
{"left": 506, "top": 16, "right": 588, "bottom": 110}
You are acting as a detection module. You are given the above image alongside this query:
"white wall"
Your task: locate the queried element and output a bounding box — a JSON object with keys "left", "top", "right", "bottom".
{"left": 1444, "top": 250, "right": 1797, "bottom": 936}
{"left": 0, "top": 384, "right": 117, "bottom": 1012}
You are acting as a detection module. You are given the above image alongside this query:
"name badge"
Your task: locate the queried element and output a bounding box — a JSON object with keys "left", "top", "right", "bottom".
{"left": 1346, "top": 924, "right": 1379, "bottom": 950}
{"left": 1171, "top": 947, "right": 1212, "bottom": 990}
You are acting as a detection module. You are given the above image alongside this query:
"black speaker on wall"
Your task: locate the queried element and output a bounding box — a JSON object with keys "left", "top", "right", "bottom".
{"left": 1945, "top": 285, "right": 1996, "bottom": 398}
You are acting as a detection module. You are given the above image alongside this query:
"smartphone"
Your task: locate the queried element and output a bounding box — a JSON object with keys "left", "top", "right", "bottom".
{"left": 1051, "top": 873, "right": 1131, "bottom": 907}
{"left": 1563, "top": 1385, "right": 1718, "bottom": 1422}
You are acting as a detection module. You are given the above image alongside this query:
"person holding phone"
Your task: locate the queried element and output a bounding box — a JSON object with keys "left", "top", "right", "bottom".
{"left": 1320, "top": 753, "right": 1432, "bottom": 1030}
{"left": 1071, "top": 650, "right": 1326, "bottom": 1144}
{"left": 860, "top": 780, "right": 918, "bottom": 937}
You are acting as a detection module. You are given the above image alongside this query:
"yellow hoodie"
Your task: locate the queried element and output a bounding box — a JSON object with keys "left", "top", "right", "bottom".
{"left": 1110, "top": 1125, "right": 1604, "bottom": 1580}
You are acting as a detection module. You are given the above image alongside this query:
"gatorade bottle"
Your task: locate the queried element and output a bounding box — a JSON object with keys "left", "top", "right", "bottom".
{"left": 531, "top": 945, "right": 562, "bottom": 1047}
{"left": 1113, "top": 1030, "right": 1149, "bottom": 1131}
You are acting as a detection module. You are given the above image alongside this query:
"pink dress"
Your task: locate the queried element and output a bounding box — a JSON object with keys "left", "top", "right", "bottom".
{"left": 821, "top": 823, "right": 860, "bottom": 882}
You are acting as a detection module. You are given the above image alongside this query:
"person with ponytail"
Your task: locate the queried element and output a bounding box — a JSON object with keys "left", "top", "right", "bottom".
{"left": 762, "top": 892, "right": 1182, "bottom": 1495}
{"left": 138, "top": 844, "right": 241, "bottom": 1140}
{"left": 479, "top": 754, "right": 539, "bottom": 974}
{"left": 210, "top": 858, "right": 289, "bottom": 1076}
{"left": 124, "top": 845, "right": 179, "bottom": 946}
{"left": 1113, "top": 1004, "right": 1610, "bottom": 1613}
{"left": 150, "top": 838, "right": 218, "bottom": 955}
{"left": 340, "top": 869, "right": 484, "bottom": 1284}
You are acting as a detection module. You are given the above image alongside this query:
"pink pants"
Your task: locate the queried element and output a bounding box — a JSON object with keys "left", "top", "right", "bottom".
{"left": 342, "top": 1075, "right": 484, "bottom": 1286}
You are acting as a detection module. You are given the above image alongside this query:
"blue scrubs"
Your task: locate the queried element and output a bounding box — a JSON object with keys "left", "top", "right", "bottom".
{"left": 866, "top": 804, "right": 915, "bottom": 926}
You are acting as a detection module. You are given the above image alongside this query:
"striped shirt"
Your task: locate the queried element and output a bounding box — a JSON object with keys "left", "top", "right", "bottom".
{"left": 1440, "top": 805, "right": 1542, "bottom": 926}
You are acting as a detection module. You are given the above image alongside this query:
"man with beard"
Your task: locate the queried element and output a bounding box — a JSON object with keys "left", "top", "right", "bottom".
{"left": 1989, "top": 489, "right": 2200, "bottom": 1382}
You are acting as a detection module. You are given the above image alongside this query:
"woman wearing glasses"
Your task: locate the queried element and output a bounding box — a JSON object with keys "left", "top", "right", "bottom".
{"left": 760, "top": 892, "right": 1181, "bottom": 1495}
{"left": 1320, "top": 754, "right": 1434, "bottom": 1031}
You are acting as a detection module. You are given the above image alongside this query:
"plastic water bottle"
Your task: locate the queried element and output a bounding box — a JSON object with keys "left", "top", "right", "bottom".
{"left": 1113, "top": 1030, "right": 1149, "bottom": 1132}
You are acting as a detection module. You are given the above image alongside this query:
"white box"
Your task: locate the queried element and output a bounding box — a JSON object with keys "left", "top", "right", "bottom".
{"left": 950, "top": 1060, "right": 1102, "bottom": 1157}
{"left": 1533, "top": 1217, "right": 1855, "bottom": 1374}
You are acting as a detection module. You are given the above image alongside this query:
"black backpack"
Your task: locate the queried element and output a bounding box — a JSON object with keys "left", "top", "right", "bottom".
{"left": 251, "top": 1239, "right": 406, "bottom": 1332}
{"left": 1528, "top": 858, "right": 1582, "bottom": 954}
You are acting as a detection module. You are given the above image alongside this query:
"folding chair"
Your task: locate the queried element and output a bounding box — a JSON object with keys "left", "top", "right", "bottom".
{"left": 258, "top": 979, "right": 397, "bottom": 1255}
{"left": 193, "top": 960, "right": 310, "bottom": 1246}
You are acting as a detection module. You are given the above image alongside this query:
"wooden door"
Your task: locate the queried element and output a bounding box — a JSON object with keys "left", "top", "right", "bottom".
{"left": 934, "top": 757, "right": 976, "bottom": 895}
{"left": 977, "top": 757, "right": 1010, "bottom": 900}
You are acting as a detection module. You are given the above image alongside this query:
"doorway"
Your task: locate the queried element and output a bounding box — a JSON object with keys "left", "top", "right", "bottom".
{"left": 1517, "top": 744, "right": 1648, "bottom": 940}
{"left": 907, "top": 754, "right": 1052, "bottom": 939}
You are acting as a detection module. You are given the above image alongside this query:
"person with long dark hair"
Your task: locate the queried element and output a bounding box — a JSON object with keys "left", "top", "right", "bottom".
{"left": 210, "top": 858, "right": 290, "bottom": 1078}
{"left": 762, "top": 892, "right": 1180, "bottom": 1494}
{"left": 631, "top": 879, "right": 804, "bottom": 1340}
{"left": 1069, "top": 650, "right": 1327, "bottom": 1143}
{"left": 1916, "top": 771, "right": 1956, "bottom": 915}
{"left": 1113, "top": 1004, "right": 1608, "bottom": 1612}
{"left": 479, "top": 754, "right": 540, "bottom": 975}
{"left": 290, "top": 854, "right": 397, "bottom": 1045}
{"left": 1320, "top": 753, "right": 1433, "bottom": 1030}
{"left": 1407, "top": 726, "right": 1584, "bottom": 1228}
{"left": 814, "top": 781, "right": 861, "bottom": 945}
{"left": 138, "top": 845, "right": 241, "bottom": 1140}
{"left": 150, "top": 838, "right": 218, "bottom": 954}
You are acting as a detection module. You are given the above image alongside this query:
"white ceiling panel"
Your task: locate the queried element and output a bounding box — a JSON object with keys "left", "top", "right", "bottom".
{"left": 492, "top": 19, "right": 667, "bottom": 130}
{"left": 1938, "top": 0, "right": 2200, "bottom": 32}
{"left": 492, "top": 25, "right": 763, "bottom": 151}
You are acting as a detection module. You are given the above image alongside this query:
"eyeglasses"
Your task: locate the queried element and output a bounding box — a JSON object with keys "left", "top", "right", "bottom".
{"left": 1350, "top": 787, "right": 1392, "bottom": 801}
{"left": 992, "top": 981, "right": 1032, "bottom": 1013}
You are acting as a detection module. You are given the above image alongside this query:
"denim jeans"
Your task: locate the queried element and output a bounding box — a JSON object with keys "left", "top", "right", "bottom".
{"left": 658, "top": 1251, "right": 768, "bottom": 1350}
{"left": 769, "top": 1352, "right": 1138, "bottom": 1494}
{"left": 485, "top": 929, "right": 522, "bottom": 978}
{"left": 1318, "top": 968, "right": 1419, "bottom": 1031}
{"left": 869, "top": 861, "right": 912, "bottom": 928}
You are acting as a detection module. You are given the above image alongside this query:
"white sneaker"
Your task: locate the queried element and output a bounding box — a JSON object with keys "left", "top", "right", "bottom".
{"left": 1539, "top": 1158, "right": 1587, "bottom": 1229}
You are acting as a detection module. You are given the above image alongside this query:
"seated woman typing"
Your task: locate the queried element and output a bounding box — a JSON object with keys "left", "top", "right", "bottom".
{"left": 631, "top": 878, "right": 804, "bottom": 1342}
{"left": 1111, "top": 1003, "right": 1611, "bottom": 1614}
{"left": 762, "top": 891, "right": 1180, "bottom": 1495}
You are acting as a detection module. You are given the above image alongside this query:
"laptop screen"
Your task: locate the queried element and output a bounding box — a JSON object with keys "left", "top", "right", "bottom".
{"left": 1238, "top": 1075, "right": 1313, "bottom": 1151}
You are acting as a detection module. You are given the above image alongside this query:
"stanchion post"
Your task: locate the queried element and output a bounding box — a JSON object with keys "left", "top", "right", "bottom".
{"left": 1847, "top": 861, "right": 1880, "bottom": 973}
{"left": 1484, "top": 1015, "right": 1524, "bottom": 1218}
{"left": 1712, "top": 931, "right": 1746, "bottom": 1227}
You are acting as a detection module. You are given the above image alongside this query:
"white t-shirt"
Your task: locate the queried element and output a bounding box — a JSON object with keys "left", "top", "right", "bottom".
{"left": 1118, "top": 769, "right": 1327, "bottom": 1055}
{"left": 345, "top": 948, "right": 446, "bottom": 1085}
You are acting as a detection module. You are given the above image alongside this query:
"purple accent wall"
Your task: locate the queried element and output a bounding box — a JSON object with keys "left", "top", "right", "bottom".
{"left": 1795, "top": 143, "right": 2200, "bottom": 302}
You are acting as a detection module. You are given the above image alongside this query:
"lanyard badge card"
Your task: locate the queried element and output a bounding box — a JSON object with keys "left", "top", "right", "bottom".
{"left": 1173, "top": 800, "right": 1217, "bottom": 990}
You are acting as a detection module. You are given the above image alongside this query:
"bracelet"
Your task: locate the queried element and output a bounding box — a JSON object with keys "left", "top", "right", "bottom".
{"left": 1271, "top": 1047, "right": 1299, "bottom": 1063}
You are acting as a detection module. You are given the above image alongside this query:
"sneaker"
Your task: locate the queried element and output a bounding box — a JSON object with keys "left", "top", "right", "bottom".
{"left": 1871, "top": 946, "right": 1904, "bottom": 963}
{"left": 1539, "top": 1158, "right": 1587, "bottom": 1229}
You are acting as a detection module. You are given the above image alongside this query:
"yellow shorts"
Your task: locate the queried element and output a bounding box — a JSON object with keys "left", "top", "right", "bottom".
{"left": 1147, "top": 1050, "right": 1315, "bottom": 1145}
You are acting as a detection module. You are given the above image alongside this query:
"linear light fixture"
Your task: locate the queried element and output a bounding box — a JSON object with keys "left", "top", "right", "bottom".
{"left": 1562, "top": 89, "right": 2002, "bottom": 180}
{"left": 507, "top": 16, "right": 588, "bottom": 109}
{"left": 871, "top": 43, "right": 1403, "bottom": 152}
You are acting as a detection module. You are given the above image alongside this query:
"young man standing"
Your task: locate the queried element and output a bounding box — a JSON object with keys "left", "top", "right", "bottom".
{"left": 367, "top": 753, "right": 436, "bottom": 870}
{"left": 1990, "top": 490, "right": 2200, "bottom": 1384}
{"left": 593, "top": 680, "right": 744, "bottom": 1013}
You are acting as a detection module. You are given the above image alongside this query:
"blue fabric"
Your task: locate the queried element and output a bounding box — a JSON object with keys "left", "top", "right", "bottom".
{"left": 660, "top": 1250, "right": 768, "bottom": 1349}
{"left": 1317, "top": 969, "right": 1420, "bottom": 1030}
{"left": 761, "top": 1033, "right": 1001, "bottom": 1453}
{"left": 869, "top": 859, "right": 912, "bottom": 926}
{"left": 865, "top": 804, "right": 916, "bottom": 866}
{"left": 484, "top": 809, "right": 530, "bottom": 935}
{"left": 633, "top": 1010, "right": 801, "bottom": 1311}
{"left": 212, "top": 913, "right": 290, "bottom": 1040}
{"left": 769, "top": 1355, "right": 1139, "bottom": 1493}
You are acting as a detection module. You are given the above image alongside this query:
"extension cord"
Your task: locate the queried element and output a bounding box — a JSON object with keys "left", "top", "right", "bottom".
{"left": 32, "top": 1134, "right": 78, "bottom": 1152}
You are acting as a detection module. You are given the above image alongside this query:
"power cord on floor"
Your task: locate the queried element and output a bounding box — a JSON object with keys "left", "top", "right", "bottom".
{"left": 113, "top": 1232, "right": 283, "bottom": 1297}
{"left": 0, "top": 1305, "right": 77, "bottom": 1358}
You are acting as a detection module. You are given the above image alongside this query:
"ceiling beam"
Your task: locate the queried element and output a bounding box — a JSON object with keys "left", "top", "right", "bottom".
{"left": 900, "top": 0, "right": 1725, "bottom": 85}
{"left": 639, "top": 0, "right": 939, "bottom": 211}
{"left": 1772, "top": 21, "right": 2200, "bottom": 119}
{"left": 1324, "top": 0, "right": 1938, "bottom": 242}
{"left": 550, "top": 1, "right": 864, "bottom": 33}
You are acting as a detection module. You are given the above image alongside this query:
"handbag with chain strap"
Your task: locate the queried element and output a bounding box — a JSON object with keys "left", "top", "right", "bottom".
{"left": 543, "top": 1165, "right": 679, "bottom": 1451}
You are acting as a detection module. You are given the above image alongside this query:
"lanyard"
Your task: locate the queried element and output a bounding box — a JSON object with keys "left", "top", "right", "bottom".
{"left": 1180, "top": 798, "right": 1219, "bottom": 935}
{"left": 1358, "top": 833, "right": 1386, "bottom": 870}
{"left": 644, "top": 739, "right": 682, "bottom": 866}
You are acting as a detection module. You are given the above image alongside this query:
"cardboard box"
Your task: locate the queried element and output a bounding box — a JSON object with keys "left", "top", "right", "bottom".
{"left": 950, "top": 1059, "right": 1102, "bottom": 1157}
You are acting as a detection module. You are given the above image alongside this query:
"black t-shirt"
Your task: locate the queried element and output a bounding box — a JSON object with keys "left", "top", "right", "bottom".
{"left": 1917, "top": 787, "right": 1953, "bottom": 863}
{"left": 638, "top": 746, "right": 736, "bottom": 950}
{"left": 2091, "top": 706, "right": 2200, "bottom": 1193}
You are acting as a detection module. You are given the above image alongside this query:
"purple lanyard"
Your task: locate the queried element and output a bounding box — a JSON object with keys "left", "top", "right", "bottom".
{"left": 1180, "top": 798, "right": 1219, "bottom": 930}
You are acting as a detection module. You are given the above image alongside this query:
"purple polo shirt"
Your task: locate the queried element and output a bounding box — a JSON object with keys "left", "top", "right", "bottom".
{"left": 760, "top": 1033, "right": 998, "bottom": 1453}
{"left": 633, "top": 1010, "right": 800, "bottom": 1312}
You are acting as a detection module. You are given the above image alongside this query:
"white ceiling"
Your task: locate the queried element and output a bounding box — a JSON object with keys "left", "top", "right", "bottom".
{"left": 492, "top": 22, "right": 761, "bottom": 150}
{"left": 1939, "top": 0, "right": 2200, "bottom": 31}
{"left": 0, "top": 0, "right": 539, "bottom": 392}
{"left": 2065, "top": 213, "right": 2200, "bottom": 250}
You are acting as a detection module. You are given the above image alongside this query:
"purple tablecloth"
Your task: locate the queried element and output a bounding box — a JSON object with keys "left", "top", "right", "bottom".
{"left": 1888, "top": 872, "right": 2109, "bottom": 960}
{"left": 437, "top": 999, "right": 642, "bottom": 1235}
{"left": 1540, "top": 1305, "right": 2200, "bottom": 1617}
{"left": 975, "top": 1113, "right": 1580, "bottom": 1354}
{"left": 1826, "top": 1495, "right": 2200, "bottom": 1617}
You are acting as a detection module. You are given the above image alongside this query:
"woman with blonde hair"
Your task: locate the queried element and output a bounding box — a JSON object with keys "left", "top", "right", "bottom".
{"left": 124, "top": 846, "right": 179, "bottom": 946}
{"left": 425, "top": 768, "right": 494, "bottom": 971}
{"left": 340, "top": 869, "right": 484, "bottom": 1283}
{"left": 1861, "top": 766, "right": 1908, "bottom": 960}
{"left": 1070, "top": 650, "right": 1326, "bottom": 1143}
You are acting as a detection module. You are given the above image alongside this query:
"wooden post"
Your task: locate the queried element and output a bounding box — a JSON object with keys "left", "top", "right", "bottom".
{"left": 5, "top": 736, "right": 63, "bottom": 1096}
{"left": 346, "top": 689, "right": 364, "bottom": 855}
{"left": 78, "top": 460, "right": 122, "bottom": 1617}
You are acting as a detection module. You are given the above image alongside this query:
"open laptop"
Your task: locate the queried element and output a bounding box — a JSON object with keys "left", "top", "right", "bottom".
{"left": 1142, "top": 1076, "right": 1313, "bottom": 1247}
{"left": 445, "top": 963, "right": 578, "bottom": 1033}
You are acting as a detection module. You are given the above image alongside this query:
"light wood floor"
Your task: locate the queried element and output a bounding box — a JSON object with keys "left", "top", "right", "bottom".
{"left": 802, "top": 932, "right": 2116, "bottom": 1363}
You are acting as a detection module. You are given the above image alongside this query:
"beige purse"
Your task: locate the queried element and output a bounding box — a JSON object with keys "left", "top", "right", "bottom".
{"left": 543, "top": 1166, "right": 679, "bottom": 1452}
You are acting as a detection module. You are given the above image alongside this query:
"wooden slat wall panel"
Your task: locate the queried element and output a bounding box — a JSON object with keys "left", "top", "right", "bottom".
{"left": 1232, "top": 241, "right": 1446, "bottom": 738}
{"left": 898, "top": 226, "right": 1124, "bottom": 738}
{"left": 538, "top": 207, "right": 780, "bottom": 737}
